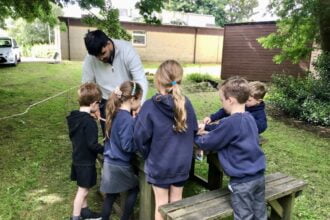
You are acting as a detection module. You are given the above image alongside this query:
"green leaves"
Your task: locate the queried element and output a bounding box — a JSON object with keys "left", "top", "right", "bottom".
{"left": 258, "top": 0, "right": 330, "bottom": 64}
{"left": 225, "top": 0, "right": 258, "bottom": 23}
{"left": 136, "top": 0, "right": 164, "bottom": 24}
{"left": 258, "top": 17, "right": 317, "bottom": 64}
{"left": 83, "top": 7, "right": 131, "bottom": 40}
{"left": 138, "top": 0, "right": 259, "bottom": 27}
{"left": 0, "top": 0, "right": 104, "bottom": 28}
{"left": 268, "top": 53, "right": 330, "bottom": 126}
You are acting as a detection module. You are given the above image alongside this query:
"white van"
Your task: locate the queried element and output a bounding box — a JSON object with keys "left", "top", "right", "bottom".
{"left": 0, "top": 37, "right": 21, "bottom": 66}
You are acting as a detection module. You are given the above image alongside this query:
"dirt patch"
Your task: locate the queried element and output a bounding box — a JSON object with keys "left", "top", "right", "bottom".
{"left": 267, "top": 106, "right": 330, "bottom": 138}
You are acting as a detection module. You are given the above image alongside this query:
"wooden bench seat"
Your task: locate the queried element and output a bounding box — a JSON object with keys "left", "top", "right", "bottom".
{"left": 160, "top": 173, "right": 307, "bottom": 220}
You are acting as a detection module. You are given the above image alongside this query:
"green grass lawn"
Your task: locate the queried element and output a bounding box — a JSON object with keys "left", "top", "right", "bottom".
{"left": 0, "top": 62, "right": 329, "bottom": 219}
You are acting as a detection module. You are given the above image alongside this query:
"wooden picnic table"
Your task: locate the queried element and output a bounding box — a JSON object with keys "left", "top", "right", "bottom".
{"left": 132, "top": 150, "right": 224, "bottom": 220}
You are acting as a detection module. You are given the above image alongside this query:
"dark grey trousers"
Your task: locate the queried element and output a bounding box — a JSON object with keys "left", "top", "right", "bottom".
{"left": 228, "top": 176, "right": 267, "bottom": 220}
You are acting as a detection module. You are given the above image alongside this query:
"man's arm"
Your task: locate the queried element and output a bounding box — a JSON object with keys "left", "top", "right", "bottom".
{"left": 125, "top": 46, "right": 148, "bottom": 102}
{"left": 82, "top": 55, "right": 96, "bottom": 83}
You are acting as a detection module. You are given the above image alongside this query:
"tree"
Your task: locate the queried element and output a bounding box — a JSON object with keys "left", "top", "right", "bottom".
{"left": 165, "top": 0, "right": 227, "bottom": 26}
{"left": 0, "top": 0, "right": 131, "bottom": 40}
{"left": 7, "top": 19, "right": 55, "bottom": 45}
{"left": 136, "top": 0, "right": 164, "bottom": 24}
{"left": 257, "top": 0, "right": 330, "bottom": 64}
{"left": 0, "top": 0, "right": 105, "bottom": 27}
{"left": 83, "top": 3, "right": 131, "bottom": 40}
{"left": 139, "top": 0, "right": 259, "bottom": 27}
{"left": 225, "top": 0, "right": 258, "bottom": 23}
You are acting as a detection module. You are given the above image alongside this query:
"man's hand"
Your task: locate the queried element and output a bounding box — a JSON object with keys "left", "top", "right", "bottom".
{"left": 203, "top": 116, "right": 211, "bottom": 124}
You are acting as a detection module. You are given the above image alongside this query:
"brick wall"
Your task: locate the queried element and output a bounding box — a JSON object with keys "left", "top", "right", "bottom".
{"left": 59, "top": 17, "right": 223, "bottom": 63}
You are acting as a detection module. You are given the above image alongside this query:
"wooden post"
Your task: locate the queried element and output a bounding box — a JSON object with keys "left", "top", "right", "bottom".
{"left": 189, "top": 155, "right": 195, "bottom": 179}
{"left": 133, "top": 156, "right": 155, "bottom": 220}
{"left": 207, "top": 153, "right": 223, "bottom": 190}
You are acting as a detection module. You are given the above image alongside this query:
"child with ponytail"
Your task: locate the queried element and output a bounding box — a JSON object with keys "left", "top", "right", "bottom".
{"left": 134, "top": 60, "right": 198, "bottom": 220}
{"left": 100, "top": 81, "right": 143, "bottom": 220}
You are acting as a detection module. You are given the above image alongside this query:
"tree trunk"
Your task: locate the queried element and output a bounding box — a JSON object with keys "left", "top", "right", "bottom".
{"left": 319, "top": 0, "right": 330, "bottom": 52}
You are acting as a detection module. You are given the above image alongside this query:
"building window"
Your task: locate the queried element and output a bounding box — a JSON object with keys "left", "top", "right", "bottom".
{"left": 132, "top": 31, "right": 146, "bottom": 46}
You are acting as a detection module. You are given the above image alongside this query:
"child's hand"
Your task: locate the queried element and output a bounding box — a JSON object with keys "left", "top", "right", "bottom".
{"left": 90, "top": 108, "right": 101, "bottom": 121}
{"left": 203, "top": 117, "right": 211, "bottom": 124}
{"left": 90, "top": 101, "right": 101, "bottom": 120}
{"left": 197, "top": 123, "right": 208, "bottom": 135}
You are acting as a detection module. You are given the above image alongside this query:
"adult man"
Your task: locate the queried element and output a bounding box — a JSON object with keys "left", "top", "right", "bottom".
{"left": 82, "top": 30, "right": 148, "bottom": 135}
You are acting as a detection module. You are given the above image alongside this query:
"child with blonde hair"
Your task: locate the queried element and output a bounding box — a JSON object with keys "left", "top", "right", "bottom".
{"left": 134, "top": 60, "right": 198, "bottom": 220}
{"left": 67, "top": 82, "right": 104, "bottom": 220}
{"left": 203, "top": 81, "right": 267, "bottom": 133}
{"left": 100, "top": 81, "right": 143, "bottom": 220}
{"left": 196, "top": 76, "right": 266, "bottom": 220}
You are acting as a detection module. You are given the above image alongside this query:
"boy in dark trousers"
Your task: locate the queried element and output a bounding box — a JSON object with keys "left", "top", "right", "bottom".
{"left": 195, "top": 76, "right": 267, "bottom": 220}
{"left": 203, "top": 81, "right": 267, "bottom": 133}
{"left": 67, "top": 83, "right": 104, "bottom": 220}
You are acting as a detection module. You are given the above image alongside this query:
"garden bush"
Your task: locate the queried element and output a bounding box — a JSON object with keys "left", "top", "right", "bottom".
{"left": 267, "top": 52, "right": 330, "bottom": 126}
{"left": 185, "top": 73, "right": 215, "bottom": 83}
{"left": 30, "top": 44, "right": 57, "bottom": 58}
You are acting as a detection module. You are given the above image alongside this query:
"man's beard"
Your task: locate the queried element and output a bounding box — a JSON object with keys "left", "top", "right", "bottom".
{"left": 107, "top": 38, "right": 115, "bottom": 65}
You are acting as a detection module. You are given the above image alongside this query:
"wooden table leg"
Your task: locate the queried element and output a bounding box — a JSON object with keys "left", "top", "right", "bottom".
{"left": 207, "top": 153, "right": 223, "bottom": 190}
{"left": 138, "top": 170, "right": 154, "bottom": 220}
{"left": 133, "top": 156, "right": 155, "bottom": 220}
{"left": 270, "top": 193, "right": 295, "bottom": 220}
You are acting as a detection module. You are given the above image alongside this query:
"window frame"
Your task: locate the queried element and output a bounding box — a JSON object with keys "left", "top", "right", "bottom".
{"left": 131, "top": 30, "right": 147, "bottom": 47}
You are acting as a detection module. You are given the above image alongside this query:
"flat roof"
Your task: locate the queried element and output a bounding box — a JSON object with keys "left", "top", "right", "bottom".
{"left": 224, "top": 21, "right": 276, "bottom": 26}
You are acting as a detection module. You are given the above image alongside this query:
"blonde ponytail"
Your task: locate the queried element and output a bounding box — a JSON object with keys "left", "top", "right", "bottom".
{"left": 105, "top": 93, "right": 121, "bottom": 139}
{"left": 172, "top": 84, "right": 187, "bottom": 132}
{"left": 155, "top": 60, "right": 187, "bottom": 133}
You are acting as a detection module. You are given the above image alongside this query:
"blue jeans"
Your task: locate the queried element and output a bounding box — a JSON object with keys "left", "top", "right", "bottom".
{"left": 228, "top": 176, "right": 267, "bottom": 220}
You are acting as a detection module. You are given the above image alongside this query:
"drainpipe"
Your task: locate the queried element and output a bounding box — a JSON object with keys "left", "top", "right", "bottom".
{"left": 67, "top": 18, "right": 71, "bottom": 60}
{"left": 193, "top": 27, "right": 197, "bottom": 64}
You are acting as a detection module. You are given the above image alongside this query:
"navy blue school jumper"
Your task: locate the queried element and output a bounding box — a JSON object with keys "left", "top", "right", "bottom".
{"left": 206, "top": 102, "right": 267, "bottom": 134}
{"left": 133, "top": 94, "right": 198, "bottom": 186}
{"left": 67, "top": 110, "right": 104, "bottom": 188}
{"left": 195, "top": 112, "right": 267, "bottom": 220}
{"left": 100, "top": 109, "right": 138, "bottom": 194}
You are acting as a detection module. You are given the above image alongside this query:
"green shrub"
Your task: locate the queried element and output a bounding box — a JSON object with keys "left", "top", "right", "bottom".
{"left": 185, "top": 73, "right": 215, "bottom": 83}
{"left": 267, "top": 52, "right": 330, "bottom": 126}
{"left": 30, "top": 44, "right": 57, "bottom": 58}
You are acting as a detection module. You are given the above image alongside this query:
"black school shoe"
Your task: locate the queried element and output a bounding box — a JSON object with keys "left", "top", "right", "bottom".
{"left": 81, "top": 207, "right": 101, "bottom": 220}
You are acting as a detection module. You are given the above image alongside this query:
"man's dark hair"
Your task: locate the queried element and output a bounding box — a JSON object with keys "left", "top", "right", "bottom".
{"left": 84, "top": 30, "right": 109, "bottom": 56}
